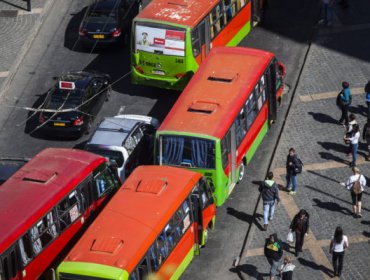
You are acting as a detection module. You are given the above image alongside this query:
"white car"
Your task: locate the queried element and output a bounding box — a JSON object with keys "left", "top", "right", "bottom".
{"left": 84, "top": 115, "right": 159, "bottom": 181}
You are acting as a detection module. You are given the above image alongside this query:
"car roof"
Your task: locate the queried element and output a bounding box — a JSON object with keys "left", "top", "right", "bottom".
{"left": 92, "top": 0, "right": 122, "bottom": 10}
{"left": 88, "top": 117, "right": 140, "bottom": 147}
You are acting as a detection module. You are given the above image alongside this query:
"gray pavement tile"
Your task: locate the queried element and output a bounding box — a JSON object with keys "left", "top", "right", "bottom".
{"left": 0, "top": 0, "right": 45, "bottom": 10}
{"left": 323, "top": 242, "right": 370, "bottom": 280}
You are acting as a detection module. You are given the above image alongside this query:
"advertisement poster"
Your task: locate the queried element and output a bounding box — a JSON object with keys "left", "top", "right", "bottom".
{"left": 136, "top": 25, "right": 185, "bottom": 56}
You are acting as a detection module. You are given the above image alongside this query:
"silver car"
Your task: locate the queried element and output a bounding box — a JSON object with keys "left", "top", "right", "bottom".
{"left": 84, "top": 115, "right": 159, "bottom": 181}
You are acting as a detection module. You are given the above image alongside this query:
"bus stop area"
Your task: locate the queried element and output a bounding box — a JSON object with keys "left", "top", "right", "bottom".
{"left": 1, "top": 0, "right": 370, "bottom": 279}
{"left": 183, "top": 0, "right": 370, "bottom": 279}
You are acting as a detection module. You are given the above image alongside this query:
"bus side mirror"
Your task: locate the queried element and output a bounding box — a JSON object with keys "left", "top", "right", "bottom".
{"left": 277, "top": 62, "right": 286, "bottom": 78}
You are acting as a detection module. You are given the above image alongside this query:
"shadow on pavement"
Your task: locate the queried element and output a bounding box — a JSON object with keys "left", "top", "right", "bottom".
{"left": 318, "top": 151, "right": 350, "bottom": 164}
{"left": 308, "top": 112, "right": 339, "bottom": 125}
{"left": 229, "top": 264, "right": 268, "bottom": 280}
{"left": 64, "top": 7, "right": 87, "bottom": 51}
{"left": 317, "top": 141, "right": 348, "bottom": 154}
{"left": 349, "top": 105, "right": 367, "bottom": 118}
{"left": 297, "top": 257, "right": 333, "bottom": 277}
{"left": 307, "top": 169, "right": 340, "bottom": 183}
{"left": 312, "top": 198, "right": 352, "bottom": 215}
{"left": 227, "top": 207, "right": 264, "bottom": 231}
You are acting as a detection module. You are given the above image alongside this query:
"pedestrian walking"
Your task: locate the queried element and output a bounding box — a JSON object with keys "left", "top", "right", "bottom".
{"left": 320, "top": 0, "right": 335, "bottom": 26}
{"left": 286, "top": 148, "right": 302, "bottom": 195}
{"left": 289, "top": 209, "right": 309, "bottom": 257}
{"left": 343, "top": 124, "right": 360, "bottom": 167}
{"left": 329, "top": 226, "right": 349, "bottom": 277}
{"left": 365, "top": 80, "right": 370, "bottom": 118}
{"left": 344, "top": 113, "right": 357, "bottom": 156}
{"left": 362, "top": 118, "right": 370, "bottom": 160}
{"left": 264, "top": 233, "right": 283, "bottom": 280}
{"left": 340, "top": 166, "right": 366, "bottom": 218}
{"left": 338, "top": 81, "right": 351, "bottom": 126}
{"left": 277, "top": 256, "right": 295, "bottom": 280}
{"left": 259, "top": 171, "right": 280, "bottom": 231}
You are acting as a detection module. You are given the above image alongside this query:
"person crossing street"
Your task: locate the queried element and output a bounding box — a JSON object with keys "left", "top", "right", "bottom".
{"left": 259, "top": 171, "right": 280, "bottom": 231}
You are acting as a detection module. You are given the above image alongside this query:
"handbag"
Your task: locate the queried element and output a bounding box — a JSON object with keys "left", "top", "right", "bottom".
{"left": 287, "top": 231, "right": 294, "bottom": 243}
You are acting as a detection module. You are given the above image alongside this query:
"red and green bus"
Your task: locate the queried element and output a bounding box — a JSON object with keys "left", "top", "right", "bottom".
{"left": 0, "top": 148, "right": 121, "bottom": 279}
{"left": 56, "top": 165, "right": 216, "bottom": 280}
{"left": 156, "top": 47, "right": 285, "bottom": 206}
{"left": 131, "top": 0, "right": 266, "bottom": 90}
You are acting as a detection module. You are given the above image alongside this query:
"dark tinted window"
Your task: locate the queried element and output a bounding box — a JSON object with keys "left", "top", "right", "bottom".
{"left": 87, "top": 9, "right": 118, "bottom": 24}
{"left": 48, "top": 89, "right": 82, "bottom": 109}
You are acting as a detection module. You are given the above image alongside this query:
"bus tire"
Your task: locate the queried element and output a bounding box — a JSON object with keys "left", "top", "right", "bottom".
{"left": 237, "top": 163, "right": 245, "bottom": 183}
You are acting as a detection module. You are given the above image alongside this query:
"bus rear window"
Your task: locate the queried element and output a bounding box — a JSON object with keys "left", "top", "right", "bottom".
{"left": 160, "top": 135, "right": 215, "bottom": 169}
{"left": 135, "top": 24, "right": 185, "bottom": 57}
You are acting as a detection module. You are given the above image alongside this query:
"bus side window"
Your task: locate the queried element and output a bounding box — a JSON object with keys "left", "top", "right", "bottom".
{"left": 18, "top": 233, "right": 33, "bottom": 267}
{"left": 57, "top": 191, "right": 82, "bottom": 232}
{"left": 94, "top": 167, "right": 118, "bottom": 198}
{"left": 1, "top": 248, "right": 18, "bottom": 279}
{"left": 221, "top": 132, "right": 230, "bottom": 169}
{"left": 191, "top": 27, "right": 200, "bottom": 57}
{"left": 198, "top": 178, "right": 212, "bottom": 208}
{"left": 224, "top": 0, "right": 236, "bottom": 22}
{"left": 245, "top": 94, "right": 256, "bottom": 130}
{"left": 78, "top": 178, "right": 92, "bottom": 212}
{"left": 137, "top": 258, "right": 148, "bottom": 279}
{"left": 148, "top": 244, "right": 159, "bottom": 272}
{"left": 235, "top": 108, "right": 247, "bottom": 147}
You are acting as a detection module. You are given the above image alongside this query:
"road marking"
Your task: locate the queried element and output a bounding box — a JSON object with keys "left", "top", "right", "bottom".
{"left": 0, "top": 71, "right": 10, "bottom": 78}
{"left": 246, "top": 234, "right": 368, "bottom": 257}
{"left": 117, "top": 106, "right": 126, "bottom": 115}
{"left": 299, "top": 87, "right": 363, "bottom": 102}
{"left": 18, "top": 8, "right": 43, "bottom": 15}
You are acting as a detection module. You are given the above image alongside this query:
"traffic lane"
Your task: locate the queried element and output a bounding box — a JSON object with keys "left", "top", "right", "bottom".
{"left": 0, "top": 0, "right": 176, "bottom": 157}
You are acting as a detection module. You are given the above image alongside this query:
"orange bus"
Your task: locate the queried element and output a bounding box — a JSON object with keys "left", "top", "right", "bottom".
{"left": 0, "top": 148, "right": 121, "bottom": 280}
{"left": 56, "top": 166, "right": 216, "bottom": 279}
{"left": 156, "top": 47, "right": 285, "bottom": 206}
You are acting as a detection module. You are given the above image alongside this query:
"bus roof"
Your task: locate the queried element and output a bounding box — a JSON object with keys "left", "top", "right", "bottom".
{"left": 63, "top": 165, "right": 202, "bottom": 273}
{"left": 0, "top": 148, "right": 106, "bottom": 252}
{"left": 158, "top": 47, "right": 275, "bottom": 139}
{"left": 136, "top": 0, "right": 219, "bottom": 28}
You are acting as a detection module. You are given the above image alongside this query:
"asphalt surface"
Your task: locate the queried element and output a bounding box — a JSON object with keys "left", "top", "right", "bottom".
{"left": 1, "top": 0, "right": 370, "bottom": 279}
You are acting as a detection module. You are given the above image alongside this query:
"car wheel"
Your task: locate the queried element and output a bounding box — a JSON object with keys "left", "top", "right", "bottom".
{"left": 237, "top": 163, "right": 245, "bottom": 183}
{"left": 85, "top": 117, "right": 93, "bottom": 134}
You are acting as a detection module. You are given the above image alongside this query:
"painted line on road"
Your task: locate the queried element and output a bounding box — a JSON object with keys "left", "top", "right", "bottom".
{"left": 18, "top": 8, "right": 43, "bottom": 15}
{"left": 299, "top": 87, "right": 363, "bottom": 102}
{"left": 245, "top": 234, "right": 368, "bottom": 257}
{"left": 0, "top": 71, "right": 9, "bottom": 78}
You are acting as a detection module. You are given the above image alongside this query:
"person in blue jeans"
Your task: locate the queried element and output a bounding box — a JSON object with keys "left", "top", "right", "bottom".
{"left": 259, "top": 171, "right": 280, "bottom": 231}
{"left": 320, "top": 0, "right": 335, "bottom": 26}
{"left": 365, "top": 80, "right": 370, "bottom": 118}
{"left": 264, "top": 233, "right": 283, "bottom": 280}
{"left": 339, "top": 81, "right": 351, "bottom": 125}
{"left": 286, "top": 148, "right": 300, "bottom": 195}
{"left": 344, "top": 124, "right": 360, "bottom": 167}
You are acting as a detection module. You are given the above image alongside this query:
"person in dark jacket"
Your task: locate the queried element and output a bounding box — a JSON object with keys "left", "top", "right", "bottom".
{"left": 259, "top": 171, "right": 280, "bottom": 231}
{"left": 365, "top": 80, "right": 370, "bottom": 119}
{"left": 362, "top": 118, "right": 370, "bottom": 160}
{"left": 289, "top": 209, "right": 309, "bottom": 257}
{"left": 286, "top": 148, "right": 300, "bottom": 195}
{"left": 264, "top": 233, "right": 283, "bottom": 280}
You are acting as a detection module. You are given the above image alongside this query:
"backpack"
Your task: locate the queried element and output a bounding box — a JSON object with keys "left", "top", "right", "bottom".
{"left": 352, "top": 175, "right": 362, "bottom": 194}
{"left": 294, "top": 157, "right": 303, "bottom": 174}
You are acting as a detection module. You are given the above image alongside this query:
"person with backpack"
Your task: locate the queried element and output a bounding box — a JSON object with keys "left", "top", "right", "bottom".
{"left": 286, "top": 148, "right": 303, "bottom": 195}
{"left": 338, "top": 81, "right": 351, "bottom": 126}
{"left": 362, "top": 118, "right": 370, "bottom": 160}
{"left": 264, "top": 233, "right": 283, "bottom": 280}
{"left": 289, "top": 209, "right": 309, "bottom": 257}
{"left": 259, "top": 171, "right": 280, "bottom": 231}
{"left": 343, "top": 124, "right": 360, "bottom": 167}
{"left": 365, "top": 80, "right": 370, "bottom": 118}
{"left": 329, "top": 226, "right": 349, "bottom": 277}
{"left": 341, "top": 166, "right": 366, "bottom": 218}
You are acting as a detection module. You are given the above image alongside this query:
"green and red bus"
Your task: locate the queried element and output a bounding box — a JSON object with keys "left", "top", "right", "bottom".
{"left": 56, "top": 165, "right": 216, "bottom": 280}
{"left": 131, "top": 0, "right": 266, "bottom": 90}
{"left": 0, "top": 148, "right": 121, "bottom": 279}
{"left": 156, "top": 47, "right": 285, "bottom": 206}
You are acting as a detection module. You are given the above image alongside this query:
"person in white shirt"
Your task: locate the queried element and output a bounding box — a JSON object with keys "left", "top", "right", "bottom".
{"left": 329, "top": 226, "right": 349, "bottom": 277}
{"left": 344, "top": 124, "right": 360, "bottom": 167}
{"left": 340, "top": 166, "right": 366, "bottom": 218}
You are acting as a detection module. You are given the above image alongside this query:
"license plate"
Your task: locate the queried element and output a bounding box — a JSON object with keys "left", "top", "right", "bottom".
{"left": 153, "top": 70, "right": 165, "bottom": 76}
{"left": 54, "top": 122, "right": 65, "bottom": 127}
{"left": 93, "top": 34, "right": 105, "bottom": 39}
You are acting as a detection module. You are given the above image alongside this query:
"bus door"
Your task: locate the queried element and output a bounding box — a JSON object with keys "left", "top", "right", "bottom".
{"left": 0, "top": 245, "right": 18, "bottom": 280}
{"left": 266, "top": 64, "right": 277, "bottom": 124}
{"left": 190, "top": 189, "right": 203, "bottom": 255}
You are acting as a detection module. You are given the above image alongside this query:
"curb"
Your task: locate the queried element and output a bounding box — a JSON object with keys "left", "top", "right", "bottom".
{"left": 0, "top": 0, "right": 57, "bottom": 101}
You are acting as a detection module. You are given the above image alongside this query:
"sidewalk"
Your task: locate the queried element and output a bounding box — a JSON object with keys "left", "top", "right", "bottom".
{"left": 243, "top": 1, "right": 370, "bottom": 279}
{"left": 0, "top": 0, "right": 55, "bottom": 98}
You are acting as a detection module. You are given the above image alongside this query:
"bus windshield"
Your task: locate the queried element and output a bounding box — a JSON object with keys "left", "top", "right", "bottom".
{"left": 160, "top": 135, "right": 215, "bottom": 169}
{"left": 135, "top": 23, "right": 185, "bottom": 56}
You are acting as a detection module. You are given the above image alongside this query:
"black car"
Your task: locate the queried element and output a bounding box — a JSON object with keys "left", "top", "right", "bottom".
{"left": 0, "top": 158, "right": 30, "bottom": 185}
{"left": 38, "top": 71, "right": 111, "bottom": 138}
{"left": 79, "top": 0, "right": 142, "bottom": 46}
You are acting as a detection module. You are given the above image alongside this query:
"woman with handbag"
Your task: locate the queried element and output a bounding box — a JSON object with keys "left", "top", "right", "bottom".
{"left": 343, "top": 124, "right": 360, "bottom": 167}
{"left": 330, "top": 226, "right": 349, "bottom": 277}
{"left": 289, "top": 209, "right": 309, "bottom": 257}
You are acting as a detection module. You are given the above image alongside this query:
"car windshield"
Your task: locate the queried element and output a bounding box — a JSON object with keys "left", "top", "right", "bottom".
{"left": 86, "top": 9, "right": 117, "bottom": 24}
{"left": 159, "top": 135, "right": 215, "bottom": 169}
{"left": 48, "top": 90, "right": 82, "bottom": 110}
{"left": 87, "top": 148, "right": 124, "bottom": 168}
